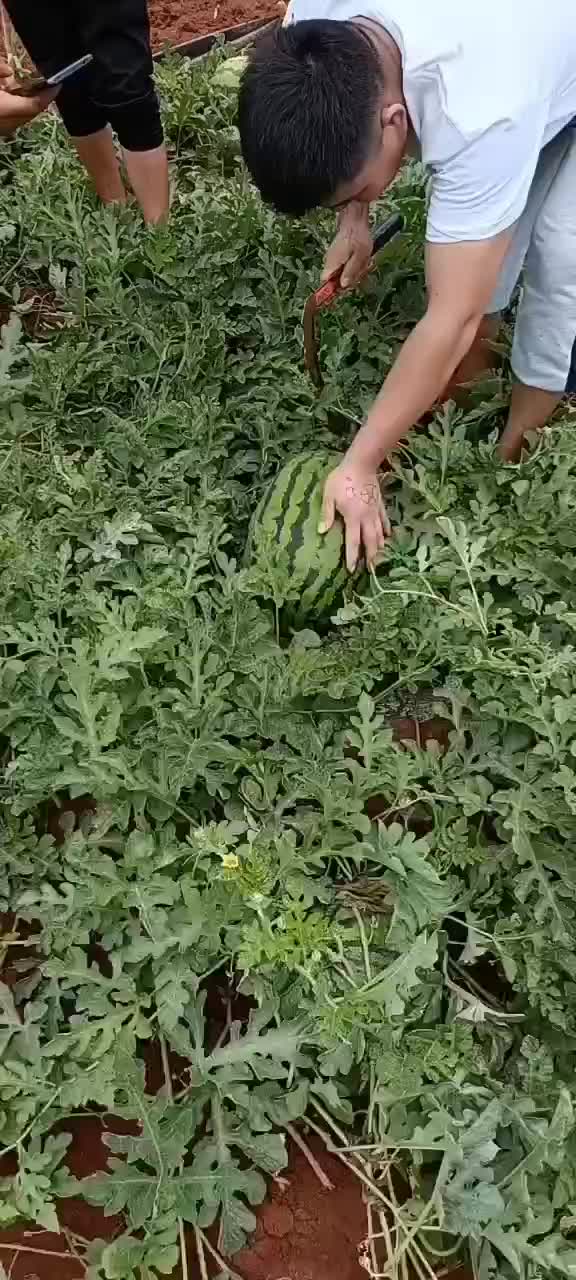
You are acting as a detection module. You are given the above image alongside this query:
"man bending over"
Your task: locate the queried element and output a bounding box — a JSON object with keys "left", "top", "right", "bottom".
{"left": 238, "top": 0, "right": 576, "bottom": 569}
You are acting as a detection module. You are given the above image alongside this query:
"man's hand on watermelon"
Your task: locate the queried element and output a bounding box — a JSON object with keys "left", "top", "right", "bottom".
{"left": 320, "top": 234, "right": 513, "bottom": 569}
{"left": 320, "top": 462, "right": 390, "bottom": 572}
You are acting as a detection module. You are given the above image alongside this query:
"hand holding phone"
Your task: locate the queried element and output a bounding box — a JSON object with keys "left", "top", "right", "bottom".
{"left": 0, "top": 84, "right": 53, "bottom": 132}
{"left": 0, "top": 54, "right": 93, "bottom": 134}
{"left": 8, "top": 53, "right": 93, "bottom": 97}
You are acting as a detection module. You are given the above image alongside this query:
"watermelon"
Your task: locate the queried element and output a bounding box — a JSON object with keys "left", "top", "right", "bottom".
{"left": 211, "top": 55, "right": 248, "bottom": 90}
{"left": 247, "top": 451, "right": 352, "bottom": 626}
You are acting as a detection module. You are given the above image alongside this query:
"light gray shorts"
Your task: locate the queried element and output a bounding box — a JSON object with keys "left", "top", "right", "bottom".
{"left": 489, "top": 125, "right": 576, "bottom": 393}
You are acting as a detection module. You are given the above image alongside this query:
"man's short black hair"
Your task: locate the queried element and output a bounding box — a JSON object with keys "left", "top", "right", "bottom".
{"left": 238, "top": 20, "right": 383, "bottom": 215}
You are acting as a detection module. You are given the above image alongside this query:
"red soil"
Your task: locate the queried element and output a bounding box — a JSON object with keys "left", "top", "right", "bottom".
{"left": 0, "top": 1115, "right": 125, "bottom": 1280}
{"left": 391, "top": 715, "right": 452, "bottom": 751}
{"left": 0, "top": 1123, "right": 367, "bottom": 1280}
{"left": 149, "top": 0, "right": 277, "bottom": 49}
{"left": 234, "top": 1136, "right": 366, "bottom": 1280}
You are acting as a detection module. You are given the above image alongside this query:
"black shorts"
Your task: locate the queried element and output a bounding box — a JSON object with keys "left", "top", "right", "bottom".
{"left": 4, "top": 0, "right": 163, "bottom": 150}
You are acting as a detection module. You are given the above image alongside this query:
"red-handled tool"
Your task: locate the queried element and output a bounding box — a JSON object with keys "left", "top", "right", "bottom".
{"left": 303, "top": 212, "right": 404, "bottom": 389}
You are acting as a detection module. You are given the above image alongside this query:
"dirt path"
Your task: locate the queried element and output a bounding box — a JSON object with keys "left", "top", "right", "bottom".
{"left": 149, "top": 0, "right": 277, "bottom": 48}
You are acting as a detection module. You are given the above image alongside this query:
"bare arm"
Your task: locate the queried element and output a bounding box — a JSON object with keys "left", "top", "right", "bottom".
{"left": 322, "top": 229, "right": 514, "bottom": 569}
{"left": 346, "top": 229, "right": 513, "bottom": 469}
{"left": 0, "top": 60, "right": 56, "bottom": 134}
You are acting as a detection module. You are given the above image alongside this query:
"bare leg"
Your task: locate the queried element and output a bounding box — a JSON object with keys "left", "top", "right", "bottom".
{"left": 498, "top": 382, "right": 562, "bottom": 461}
{"left": 72, "top": 127, "right": 126, "bottom": 204}
{"left": 122, "top": 144, "right": 170, "bottom": 224}
{"left": 441, "top": 313, "right": 501, "bottom": 404}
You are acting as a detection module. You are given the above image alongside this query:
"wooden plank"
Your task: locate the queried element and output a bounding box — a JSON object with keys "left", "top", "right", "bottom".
{"left": 153, "top": 17, "right": 277, "bottom": 63}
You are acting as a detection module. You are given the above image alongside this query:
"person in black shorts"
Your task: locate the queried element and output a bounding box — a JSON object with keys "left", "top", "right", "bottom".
{"left": 3, "top": 0, "right": 169, "bottom": 223}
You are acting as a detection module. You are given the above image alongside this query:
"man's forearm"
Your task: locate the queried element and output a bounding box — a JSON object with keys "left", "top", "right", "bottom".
{"left": 346, "top": 308, "right": 480, "bottom": 469}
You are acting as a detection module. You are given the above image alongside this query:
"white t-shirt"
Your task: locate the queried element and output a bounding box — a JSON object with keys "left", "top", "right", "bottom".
{"left": 283, "top": 0, "right": 576, "bottom": 243}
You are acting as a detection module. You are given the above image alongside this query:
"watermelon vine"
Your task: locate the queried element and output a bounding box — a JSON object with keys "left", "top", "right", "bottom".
{"left": 1, "top": 48, "right": 576, "bottom": 1280}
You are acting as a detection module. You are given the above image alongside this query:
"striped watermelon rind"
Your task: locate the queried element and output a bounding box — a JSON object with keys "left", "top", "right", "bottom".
{"left": 247, "top": 451, "right": 352, "bottom": 626}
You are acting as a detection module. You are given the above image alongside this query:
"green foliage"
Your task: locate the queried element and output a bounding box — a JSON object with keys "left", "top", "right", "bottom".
{"left": 0, "top": 44, "right": 576, "bottom": 1280}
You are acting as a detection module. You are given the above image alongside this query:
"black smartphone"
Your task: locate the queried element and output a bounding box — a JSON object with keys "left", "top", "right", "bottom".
{"left": 9, "top": 53, "right": 93, "bottom": 97}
